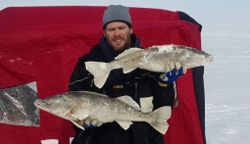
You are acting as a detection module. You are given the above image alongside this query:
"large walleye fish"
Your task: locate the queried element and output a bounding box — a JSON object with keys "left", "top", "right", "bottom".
{"left": 34, "top": 91, "right": 171, "bottom": 134}
{"left": 85, "top": 44, "right": 213, "bottom": 88}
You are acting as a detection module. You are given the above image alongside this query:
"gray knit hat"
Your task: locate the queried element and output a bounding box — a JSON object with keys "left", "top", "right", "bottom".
{"left": 102, "top": 5, "right": 132, "bottom": 29}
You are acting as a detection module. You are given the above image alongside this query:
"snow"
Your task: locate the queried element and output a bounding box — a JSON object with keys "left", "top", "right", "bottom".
{"left": 203, "top": 24, "right": 250, "bottom": 144}
{"left": 41, "top": 139, "right": 59, "bottom": 144}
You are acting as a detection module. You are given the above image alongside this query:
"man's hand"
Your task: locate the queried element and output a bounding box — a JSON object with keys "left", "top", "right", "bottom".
{"left": 160, "top": 62, "right": 185, "bottom": 83}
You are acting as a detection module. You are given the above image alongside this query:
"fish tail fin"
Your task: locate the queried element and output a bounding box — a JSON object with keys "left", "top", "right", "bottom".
{"left": 149, "top": 106, "right": 171, "bottom": 134}
{"left": 85, "top": 61, "right": 111, "bottom": 88}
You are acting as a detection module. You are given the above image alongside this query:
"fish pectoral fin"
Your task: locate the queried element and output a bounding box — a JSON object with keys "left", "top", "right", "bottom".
{"left": 117, "top": 121, "right": 133, "bottom": 130}
{"left": 116, "top": 96, "right": 140, "bottom": 111}
{"left": 71, "top": 120, "right": 85, "bottom": 130}
{"left": 68, "top": 108, "right": 89, "bottom": 120}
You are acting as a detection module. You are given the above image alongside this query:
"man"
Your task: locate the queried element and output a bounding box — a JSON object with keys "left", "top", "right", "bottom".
{"left": 69, "top": 5, "right": 183, "bottom": 144}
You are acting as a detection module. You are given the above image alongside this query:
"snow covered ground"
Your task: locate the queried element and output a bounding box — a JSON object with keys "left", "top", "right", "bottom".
{"left": 203, "top": 24, "right": 250, "bottom": 144}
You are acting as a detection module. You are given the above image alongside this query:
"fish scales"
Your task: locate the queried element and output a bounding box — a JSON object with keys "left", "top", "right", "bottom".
{"left": 34, "top": 91, "right": 171, "bottom": 134}
{"left": 85, "top": 44, "right": 213, "bottom": 88}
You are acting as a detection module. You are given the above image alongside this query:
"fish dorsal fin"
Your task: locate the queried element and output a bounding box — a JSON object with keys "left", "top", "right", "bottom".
{"left": 115, "top": 47, "right": 143, "bottom": 60}
{"left": 117, "top": 121, "right": 133, "bottom": 130}
{"left": 116, "top": 96, "right": 141, "bottom": 111}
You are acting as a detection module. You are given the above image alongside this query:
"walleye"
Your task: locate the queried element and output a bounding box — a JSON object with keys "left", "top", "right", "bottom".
{"left": 85, "top": 44, "right": 213, "bottom": 88}
{"left": 34, "top": 91, "right": 171, "bottom": 134}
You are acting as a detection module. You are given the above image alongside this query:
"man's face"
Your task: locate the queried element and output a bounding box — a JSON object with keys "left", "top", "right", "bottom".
{"left": 103, "top": 21, "right": 133, "bottom": 52}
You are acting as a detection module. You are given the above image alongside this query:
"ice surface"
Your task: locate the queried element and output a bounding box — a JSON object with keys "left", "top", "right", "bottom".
{"left": 203, "top": 24, "right": 250, "bottom": 144}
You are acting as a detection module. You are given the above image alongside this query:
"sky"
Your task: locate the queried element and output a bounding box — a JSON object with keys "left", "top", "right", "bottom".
{"left": 0, "top": 0, "right": 250, "bottom": 25}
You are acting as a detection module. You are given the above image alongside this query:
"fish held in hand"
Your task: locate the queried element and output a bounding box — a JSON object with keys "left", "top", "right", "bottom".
{"left": 85, "top": 44, "right": 213, "bottom": 88}
{"left": 34, "top": 91, "right": 171, "bottom": 134}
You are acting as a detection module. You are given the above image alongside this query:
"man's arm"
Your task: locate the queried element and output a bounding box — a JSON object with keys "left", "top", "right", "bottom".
{"left": 69, "top": 59, "right": 95, "bottom": 91}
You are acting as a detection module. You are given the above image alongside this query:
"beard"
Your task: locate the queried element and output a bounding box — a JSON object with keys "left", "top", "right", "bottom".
{"left": 106, "top": 34, "right": 131, "bottom": 53}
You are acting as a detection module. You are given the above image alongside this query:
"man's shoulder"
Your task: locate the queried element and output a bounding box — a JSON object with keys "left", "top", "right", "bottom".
{"left": 78, "top": 44, "right": 105, "bottom": 61}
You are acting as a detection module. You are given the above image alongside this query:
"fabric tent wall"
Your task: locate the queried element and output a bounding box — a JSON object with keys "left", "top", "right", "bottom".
{"left": 0, "top": 6, "right": 204, "bottom": 144}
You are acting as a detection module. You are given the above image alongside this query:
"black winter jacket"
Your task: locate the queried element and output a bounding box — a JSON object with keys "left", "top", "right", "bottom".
{"left": 69, "top": 34, "right": 175, "bottom": 144}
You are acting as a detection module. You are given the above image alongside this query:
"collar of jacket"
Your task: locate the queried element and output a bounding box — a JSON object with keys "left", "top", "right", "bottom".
{"left": 99, "top": 34, "right": 141, "bottom": 62}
